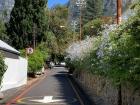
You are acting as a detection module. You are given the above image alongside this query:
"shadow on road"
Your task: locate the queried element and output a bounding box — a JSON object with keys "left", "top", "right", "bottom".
{"left": 52, "top": 67, "right": 95, "bottom": 105}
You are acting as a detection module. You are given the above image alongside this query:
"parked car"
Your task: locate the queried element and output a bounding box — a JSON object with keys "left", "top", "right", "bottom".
{"left": 60, "top": 62, "right": 66, "bottom": 67}
{"left": 50, "top": 61, "right": 55, "bottom": 68}
{"left": 45, "top": 59, "right": 53, "bottom": 69}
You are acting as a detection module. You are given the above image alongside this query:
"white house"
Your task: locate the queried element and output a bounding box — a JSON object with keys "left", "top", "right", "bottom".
{"left": 0, "top": 40, "right": 28, "bottom": 91}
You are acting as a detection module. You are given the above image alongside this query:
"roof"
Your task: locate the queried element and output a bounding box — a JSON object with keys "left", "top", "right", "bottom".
{"left": 0, "top": 40, "right": 20, "bottom": 55}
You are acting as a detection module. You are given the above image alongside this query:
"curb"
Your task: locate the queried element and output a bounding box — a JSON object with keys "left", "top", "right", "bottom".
{"left": 0, "top": 72, "right": 47, "bottom": 104}
{"left": 68, "top": 74, "right": 96, "bottom": 105}
{"left": 69, "top": 74, "right": 108, "bottom": 105}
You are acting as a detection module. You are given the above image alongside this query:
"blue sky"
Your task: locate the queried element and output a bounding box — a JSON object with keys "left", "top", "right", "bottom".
{"left": 48, "top": 0, "right": 69, "bottom": 8}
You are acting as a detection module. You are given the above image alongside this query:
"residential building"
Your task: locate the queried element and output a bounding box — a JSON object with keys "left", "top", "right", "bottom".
{"left": 0, "top": 40, "right": 27, "bottom": 91}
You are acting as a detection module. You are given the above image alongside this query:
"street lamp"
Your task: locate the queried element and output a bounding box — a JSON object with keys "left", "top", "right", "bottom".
{"left": 76, "top": 0, "right": 86, "bottom": 41}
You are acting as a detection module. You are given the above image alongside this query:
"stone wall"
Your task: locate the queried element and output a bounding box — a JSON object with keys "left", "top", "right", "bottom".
{"left": 73, "top": 71, "right": 140, "bottom": 105}
{"left": 121, "top": 84, "right": 140, "bottom": 105}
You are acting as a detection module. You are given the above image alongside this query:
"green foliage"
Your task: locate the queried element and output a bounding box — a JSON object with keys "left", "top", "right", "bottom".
{"left": 83, "top": 0, "right": 103, "bottom": 24}
{"left": 0, "top": 19, "right": 9, "bottom": 43}
{"left": 0, "top": 53, "right": 7, "bottom": 87}
{"left": 46, "top": 5, "right": 74, "bottom": 60}
{"left": 37, "top": 42, "right": 49, "bottom": 61}
{"left": 103, "top": 8, "right": 140, "bottom": 86}
{"left": 65, "top": 58, "right": 79, "bottom": 73}
{"left": 28, "top": 50, "right": 44, "bottom": 73}
{"left": 83, "top": 18, "right": 104, "bottom": 38}
{"left": 51, "top": 4, "right": 68, "bottom": 20}
{"left": 44, "top": 31, "right": 59, "bottom": 54}
{"left": 48, "top": 5, "right": 68, "bottom": 36}
{"left": 67, "top": 2, "right": 140, "bottom": 87}
{"left": 19, "top": 49, "right": 26, "bottom": 57}
{"left": 20, "top": 43, "right": 48, "bottom": 73}
{"left": 7, "top": 0, "right": 47, "bottom": 49}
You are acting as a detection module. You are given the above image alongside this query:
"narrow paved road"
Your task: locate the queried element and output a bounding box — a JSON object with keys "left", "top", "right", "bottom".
{"left": 5, "top": 67, "right": 92, "bottom": 105}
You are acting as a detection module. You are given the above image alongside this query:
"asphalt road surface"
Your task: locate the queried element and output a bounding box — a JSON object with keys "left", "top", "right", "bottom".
{"left": 5, "top": 67, "right": 94, "bottom": 105}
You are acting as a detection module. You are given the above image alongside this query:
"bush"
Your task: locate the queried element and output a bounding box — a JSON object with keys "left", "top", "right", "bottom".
{"left": 28, "top": 50, "right": 44, "bottom": 74}
{"left": 0, "top": 53, "right": 7, "bottom": 86}
{"left": 20, "top": 43, "right": 48, "bottom": 75}
{"left": 37, "top": 42, "right": 48, "bottom": 61}
{"left": 83, "top": 18, "right": 104, "bottom": 38}
{"left": 66, "top": 2, "right": 140, "bottom": 87}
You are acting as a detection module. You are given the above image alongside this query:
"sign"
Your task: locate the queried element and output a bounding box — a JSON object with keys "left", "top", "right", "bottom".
{"left": 26, "top": 47, "right": 34, "bottom": 54}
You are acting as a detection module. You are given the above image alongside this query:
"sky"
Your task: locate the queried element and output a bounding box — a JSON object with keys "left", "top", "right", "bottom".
{"left": 48, "top": 0, "right": 69, "bottom": 8}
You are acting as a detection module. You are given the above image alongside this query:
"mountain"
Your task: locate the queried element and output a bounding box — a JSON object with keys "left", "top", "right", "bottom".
{"left": 0, "top": 0, "right": 15, "bottom": 21}
{"left": 103, "top": 0, "right": 133, "bottom": 16}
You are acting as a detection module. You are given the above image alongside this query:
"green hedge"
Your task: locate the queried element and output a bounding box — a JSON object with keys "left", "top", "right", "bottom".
{"left": 0, "top": 53, "right": 6, "bottom": 86}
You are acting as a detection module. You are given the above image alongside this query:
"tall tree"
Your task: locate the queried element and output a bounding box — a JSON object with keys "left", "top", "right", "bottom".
{"left": 0, "top": 19, "right": 9, "bottom": 43}
{"left": 45, "top": 4, "right": 74, "bottom": 61}
{"left": 83, "top": 0, "right": 103, "bottom": 24}
{"left": 48, "top": 4, "right": 72, "bottom": 54}
{"left": 6, "top": 0, "right": 47, "bottom": 49}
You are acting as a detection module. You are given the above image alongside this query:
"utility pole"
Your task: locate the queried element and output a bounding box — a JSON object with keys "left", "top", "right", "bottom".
{"left": 76, "top": 0, "right": 86, "bottom": 41}
{"left": 33, "top": 23, "right": 36, "bottom": 49}
{"left": 79, "top": 7, "right": 82, "bottom": 41}
{"left": 117, "top": 0, "right": 122, "bottom": 24}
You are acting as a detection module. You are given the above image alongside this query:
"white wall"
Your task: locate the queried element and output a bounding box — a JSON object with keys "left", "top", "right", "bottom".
{"left": 0, "top": 57, "right": 28, "bottom": 91}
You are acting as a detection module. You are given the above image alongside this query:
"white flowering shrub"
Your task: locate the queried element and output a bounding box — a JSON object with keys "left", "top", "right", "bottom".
{"left": 66, "top": 37, "right": 94, "bottom": 61}
{"left": 65, "top": 1, "right": 140, "bottom": 86}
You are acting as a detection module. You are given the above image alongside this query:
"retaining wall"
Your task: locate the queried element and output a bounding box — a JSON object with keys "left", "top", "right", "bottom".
{"left": 74, "top": 71, "right": 140, "bottom": 105}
